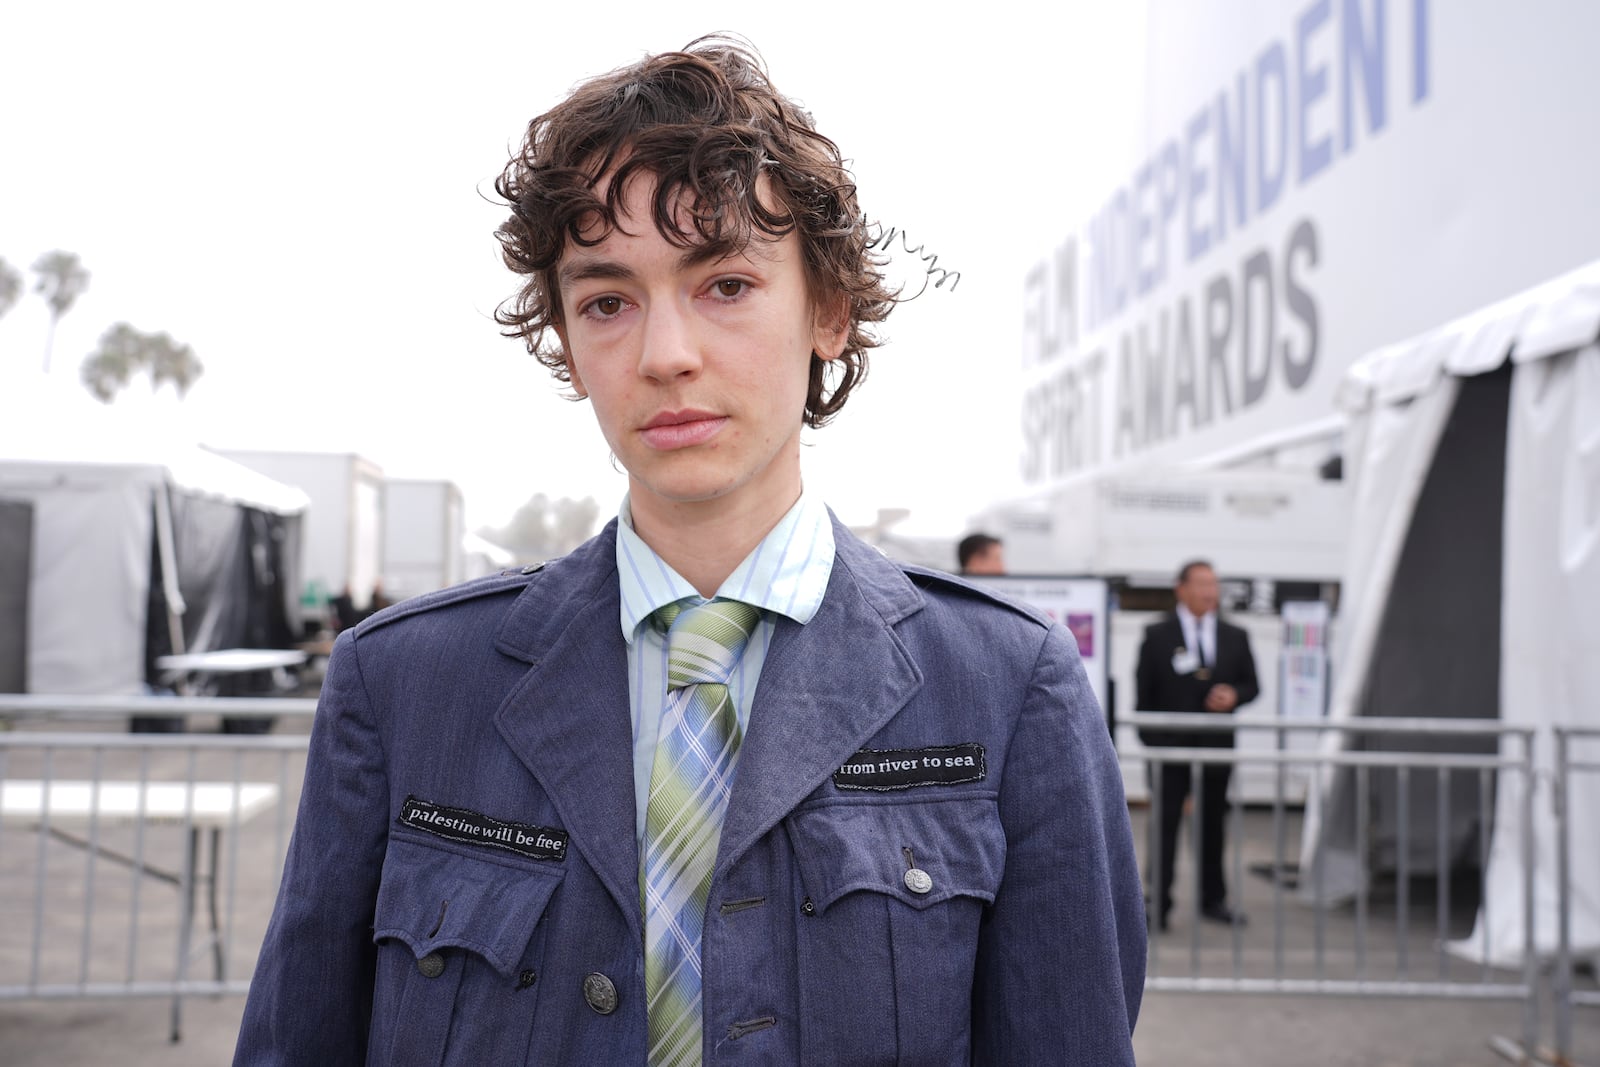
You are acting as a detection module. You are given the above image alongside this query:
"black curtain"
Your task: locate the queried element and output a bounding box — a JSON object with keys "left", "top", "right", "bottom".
{"left": 1364, "top": 362, "right": 1512, "bottom": 875}
{"left": 0, "top": 499, "right": 32, "bottom": 693}
{"left": 144, "top": 490, "right": 297, "bottom": 685}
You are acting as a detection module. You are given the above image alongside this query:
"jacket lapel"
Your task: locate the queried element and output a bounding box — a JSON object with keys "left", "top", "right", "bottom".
{"left": 485, "top": 519, "right": 930, "bottom": 919}
{"left": 1160, "top": 615, "right": 1184, "bottom": 655}
{"left": 1218, "top": 622, "right": 1239, "bottom": 673}
{"left": 491, "top": 524, "right": 642, "bottom": 940}
{"left": 718, "top": 520, "right": 925, "bottom": 874}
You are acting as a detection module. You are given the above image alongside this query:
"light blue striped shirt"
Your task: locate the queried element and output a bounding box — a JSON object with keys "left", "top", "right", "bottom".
{"left": 616, "top": 489, "right": 835, "bottom": 847}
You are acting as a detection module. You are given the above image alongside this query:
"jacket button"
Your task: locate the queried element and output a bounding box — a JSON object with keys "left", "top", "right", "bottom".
{"left": 417, "top": 952, "right": 445, "bottom": 979}
{"left": 904, "top": 868, "right": 933, "bottom": 894}
{"left": 582, "top": 972, "right": 618, "bottom": 1015}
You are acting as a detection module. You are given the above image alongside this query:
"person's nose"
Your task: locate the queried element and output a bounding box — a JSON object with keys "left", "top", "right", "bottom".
{"left": 636, "top": 301, "right": 702, "bottom": 382}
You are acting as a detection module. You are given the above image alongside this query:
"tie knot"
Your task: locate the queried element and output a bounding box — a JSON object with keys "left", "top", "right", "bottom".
{"left": 654, "top": 598, "right": 761, "bottom": 690}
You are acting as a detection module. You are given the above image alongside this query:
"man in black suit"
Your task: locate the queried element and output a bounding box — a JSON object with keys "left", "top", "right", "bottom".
{"left": 1136, "top": 560, "right": 1259, "bottom": 930}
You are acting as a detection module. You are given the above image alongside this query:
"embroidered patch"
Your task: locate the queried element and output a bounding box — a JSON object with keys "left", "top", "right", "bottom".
{"left": 397, "top": 796, "right": 567, "bottom": 861}
{"left": 832, "top": 743, "right": 987, "bottom": 791}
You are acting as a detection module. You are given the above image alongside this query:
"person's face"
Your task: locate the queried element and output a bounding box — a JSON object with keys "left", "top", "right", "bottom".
{"left": 966, "top": 543, "right": 1005, "bottom": 575}
{"left": 555, "top": 172, "right": 846, "bottom": 523}
{"left": 1176, "top": 565, "right": 1220, "bottom": 616}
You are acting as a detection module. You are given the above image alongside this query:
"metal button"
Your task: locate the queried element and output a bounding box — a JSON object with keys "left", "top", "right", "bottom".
{"left": 517, "top": 969, "right": 538, "bottom": 990}
{"left": 417, "top": 952, "right": 445, "bottom": 979}
{"left": 582, "top": 972, "right": 618, "bottom": 1015}
{"left": 904, "top": 868, "right": 933, "bottom": 894}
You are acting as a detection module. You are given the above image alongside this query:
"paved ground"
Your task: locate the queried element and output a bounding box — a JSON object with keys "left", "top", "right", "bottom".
{"left": 2, "top": 720, "right": 1596, "bottom": 1065}
{"left": 0, "top": 988, "right": 1586, "bottom": 1066}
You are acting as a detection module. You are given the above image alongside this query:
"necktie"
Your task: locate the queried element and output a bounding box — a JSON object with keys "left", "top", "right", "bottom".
{"left": 643, "top": 598, "right": 761, "bottom": 1067}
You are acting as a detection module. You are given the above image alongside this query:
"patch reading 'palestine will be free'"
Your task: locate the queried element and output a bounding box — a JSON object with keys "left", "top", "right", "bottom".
{"left": 397, "top": 796, "right": 567, "bottom": 861}
{"left": 833, "top": 743, "right": 987, "bottom": 791}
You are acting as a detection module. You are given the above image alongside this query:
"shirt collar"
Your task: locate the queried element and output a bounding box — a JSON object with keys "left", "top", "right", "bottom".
{"left": 614, "top": 488, "right": 836, "bottom": 644}
{"left": 1175, "top": 603, "right": 1214, "bottom": 629}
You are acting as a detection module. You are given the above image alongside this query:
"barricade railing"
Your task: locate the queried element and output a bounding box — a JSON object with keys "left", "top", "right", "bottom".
{"left": 1554, "top": 725, "right": 1600, "bottom": 1064}
{"left": 3, "top": 698, "right": 1585, "bottom": 1056}
{"left": 1126, "top": 712, "right": 1540, "bottom": 1059}
{"left": 0, "top": 695, "right": 314, "bottom": 1041}
{"left": 0, "top": 693, "right": 319, "bottom": 722}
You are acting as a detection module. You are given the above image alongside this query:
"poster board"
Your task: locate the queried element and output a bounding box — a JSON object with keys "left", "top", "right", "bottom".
{"left": 1279, "top": 599, "right": 1330, "bottom": 719}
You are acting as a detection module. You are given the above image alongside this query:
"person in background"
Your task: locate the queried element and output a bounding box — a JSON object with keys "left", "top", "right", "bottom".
{"left": 956, "top": 531, "right": 1006, "bottom": 575}
{"left": 1136, "top": 559, "right": 1259, "bottom": 931}
{"left": 235, "top": 36, "right": 1143, "bottom": 1065}
{"left": 327, "top": 585, "right": 359, "bottom": 634}
{"left": 366, "top": 578, "right": 393, "bottom": 615}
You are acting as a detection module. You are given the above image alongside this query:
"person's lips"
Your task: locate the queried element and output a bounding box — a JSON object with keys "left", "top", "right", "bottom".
{"left": 639, "top": 409, "right": 728, "bottom": 450}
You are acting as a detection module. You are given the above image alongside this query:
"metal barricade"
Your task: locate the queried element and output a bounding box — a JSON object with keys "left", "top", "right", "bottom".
{"left": 1127, "top": 712, "right": 1540, "bottom": 1059}
{"left": 0, "top": 695, "right": 314, "bottom": 1041}
{"left": 3, "top": 696, "right": 1582, "bottom": 1056}
{"left": 1554, "top": 725, "right": 1600, "bottom": 1064}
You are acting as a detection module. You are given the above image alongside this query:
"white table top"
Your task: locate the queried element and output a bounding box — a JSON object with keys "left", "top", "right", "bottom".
{"left": 155, "top": 648, "right": 308, "bottom": 673}
{"left": 1, "top": 780, "right": 280, "bottom": 826}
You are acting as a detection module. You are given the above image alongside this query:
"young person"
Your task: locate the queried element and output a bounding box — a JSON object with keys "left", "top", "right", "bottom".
{"left": 235, "top": 36, "right": 1144, "bottom": 1066}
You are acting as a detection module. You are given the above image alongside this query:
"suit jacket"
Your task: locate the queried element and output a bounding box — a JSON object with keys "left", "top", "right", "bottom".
{"left": 1135, "top": 613, "right": 1260, "bottom": 748}
{"left": 234, "top": 517, "right": 1145, "bottom": 1066}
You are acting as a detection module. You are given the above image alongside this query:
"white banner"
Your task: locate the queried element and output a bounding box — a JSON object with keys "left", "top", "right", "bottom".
{"left": 1018, "top": 0, "right": 1600, "bottom": 487}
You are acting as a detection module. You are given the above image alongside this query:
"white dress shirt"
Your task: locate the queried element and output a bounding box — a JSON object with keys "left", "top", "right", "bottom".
{"left": 614, "top": 488, "right": 836, "bottom": 846}
{"left": 1175, "top": 603, "right": 1217, "bottom": 667}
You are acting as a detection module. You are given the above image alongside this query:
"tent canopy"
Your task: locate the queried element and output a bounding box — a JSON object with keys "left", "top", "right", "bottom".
{"left": 0, "top": 385, "right": 308, "bottom": 515}
{"left": 1336, "top": 260, "right": 1600, "bottom": 411}
{"left": 0, "top": 384, "right": 308, "bottom": 695}
{"left": 1303, "top": 258, "right": 1600, "bottom": 965}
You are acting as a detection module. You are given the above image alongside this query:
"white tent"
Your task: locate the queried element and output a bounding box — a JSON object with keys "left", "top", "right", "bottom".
{"left": 1300, "top": 258, "right": 1600, "bottom": 966}
{"left": 0, "top": 386, "right": 308, "bottom": 695}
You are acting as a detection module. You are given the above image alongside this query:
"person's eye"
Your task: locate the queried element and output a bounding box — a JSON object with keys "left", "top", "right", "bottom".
{"left": 583, "top": 295, "right": 626, "bottom": 319}
{"left": 711, "top": 278, "right": 748, "bottom": 300}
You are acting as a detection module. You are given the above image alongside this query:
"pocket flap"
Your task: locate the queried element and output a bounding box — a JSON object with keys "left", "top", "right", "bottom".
{"left": 787, "top": 795, "right": 1004, "bottom": 913}
{"left": 373, "top": 834, "right": 566, "bottom": 976}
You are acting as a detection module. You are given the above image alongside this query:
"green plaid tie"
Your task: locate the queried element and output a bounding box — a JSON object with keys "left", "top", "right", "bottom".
{"left": 643, "top": 598, "right": 761, "bottom": 1067}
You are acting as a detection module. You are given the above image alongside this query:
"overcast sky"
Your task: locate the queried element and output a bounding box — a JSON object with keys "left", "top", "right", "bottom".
{"left": 0, "top": 1, "right": 1142, "bottom": 533}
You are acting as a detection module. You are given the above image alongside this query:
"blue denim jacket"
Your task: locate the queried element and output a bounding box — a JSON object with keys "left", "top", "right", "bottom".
{"left": 234, "top": 518, "right": 1145, "bottom": 1065}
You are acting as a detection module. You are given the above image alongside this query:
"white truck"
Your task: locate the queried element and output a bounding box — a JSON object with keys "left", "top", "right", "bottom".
{"left": 212, "top": 449, "right": 385, "bottom": 631}
{"left": 383, "top": 479, "right": 466, "bottom": 601}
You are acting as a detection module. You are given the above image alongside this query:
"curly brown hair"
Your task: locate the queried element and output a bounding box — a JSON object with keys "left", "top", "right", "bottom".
{"left": 493, "top": 35, "right": 896, "bottom": 427}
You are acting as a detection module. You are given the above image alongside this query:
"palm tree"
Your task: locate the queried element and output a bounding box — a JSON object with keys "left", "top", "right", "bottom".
{"left": 0, "top": 257, "right": 22, "bottom": 321}
{"left": 81, "top": 322, "right": 203, "bottom": 402}
{"left": 33, "top": 249, "right": 91, "bottom": 373}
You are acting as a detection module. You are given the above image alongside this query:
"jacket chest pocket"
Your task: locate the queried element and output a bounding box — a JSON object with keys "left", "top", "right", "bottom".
{"left": 370, "top": 834, "right": 566, "bottom": 1066}
{"left": 786, "top": 794, "right": 1004, "bottom": 1066}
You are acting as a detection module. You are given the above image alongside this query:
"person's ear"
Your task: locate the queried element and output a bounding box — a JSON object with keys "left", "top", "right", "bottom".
{"left": 811, "top": 295, "right": 850, "bottom": 363}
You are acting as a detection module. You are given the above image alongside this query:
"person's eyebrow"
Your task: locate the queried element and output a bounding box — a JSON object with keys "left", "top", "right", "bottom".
{"left": 559, "top": 239, "right": 781, "bottom": 286}
{"left": 678, "top": 240, "right": 780, "bottom": 270}
{"left": 559, "top": 256, "right": 636, "bottom": 287}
